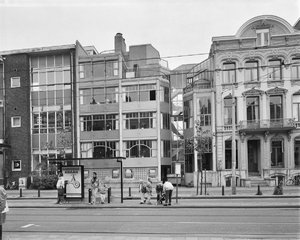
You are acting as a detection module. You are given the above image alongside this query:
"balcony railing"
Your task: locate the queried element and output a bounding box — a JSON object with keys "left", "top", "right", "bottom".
{"left": 239, "top": 118, "right": 296, "bottom": 131}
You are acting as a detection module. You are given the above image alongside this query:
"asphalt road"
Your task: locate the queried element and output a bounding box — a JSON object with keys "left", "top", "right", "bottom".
{"left": 2, "top": 207, "right": 300, "bottom": 240}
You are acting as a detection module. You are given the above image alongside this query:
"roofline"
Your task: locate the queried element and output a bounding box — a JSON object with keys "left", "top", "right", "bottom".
{"left": 0, "top": 44, "right": 76, "bottom": 56}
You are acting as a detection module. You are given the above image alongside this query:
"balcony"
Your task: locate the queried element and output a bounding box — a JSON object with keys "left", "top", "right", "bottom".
{"left": 239, "top": 118, "right": 296, "bottom": 133}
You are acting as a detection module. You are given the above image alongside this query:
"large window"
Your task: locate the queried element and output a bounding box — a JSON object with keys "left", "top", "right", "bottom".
{"left": 225, "top": 140, "right": 238, "bottom": 170}
{"left": 291, "top": 58, "right": 300, "bottom": 80}
{"left": 124, "top": 112, "right": 155, "bottom": 129}
{"left": 268, "top": 60, "right": 282, "bottom": 81}
{"left": 11, "top": 116, "right": 21, "bottom": 128}
{"left": 93, "top": 141, "right": 118, "bottom": 158}
{"left": 295, "top": 139, "right": 300, "bottom": 168}
{"left": 270, "top": 96, "right": 283, "bottom": 120}
{"left": 185, "top": 140, "right": 194, "bottom": 173}
{"left": 161, "top": 140, "right": 171, "bottom": 158}
{"left": 224, "top": 97, "right": 237, "bottom": 125}
{"left": 246, "top": 97, "right": 260, "bottom": 121}
{"left": 161, "top": 113, "right": 170, "bottom": 129}
{"left": 124, "top": 140, "right": 157, "bottom": 158}
{"left": 245, "top": 61, "right": 259, "bottom": 82}
{"left": 223, "top": 62, "right": 236, "bottom": 84}
{"left": 123, "top": 84, "right": 156, "bottom": 102}
{"left": 271, "top": 140, "right": 284, "bottom": 168}
{"left": 33, "top": 110, "right": 72, "bottom": 134}
{"left": 293, "top": 94, "right": 300, "bottom": 122}
{"left": 198, "top": 97, "right": 211, "bottom": 126}
{"left": 256, "top": 29, "right": 269, "bottom": 47}
{"left": 80, "top": 114, "right": 118, "bottom": 131}
{"left": 31, "top": 55, "right": 71, "bottom": 107}
{"left": 184, "top": 100, "right": 193, "bottom": 129}
{"left": 80, "top": 87, "right": 118, "bottom": 105}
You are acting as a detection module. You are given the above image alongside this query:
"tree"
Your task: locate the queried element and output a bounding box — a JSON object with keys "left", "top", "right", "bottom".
{"left": 186, "top": 120, "right": 211, "bottom": 195}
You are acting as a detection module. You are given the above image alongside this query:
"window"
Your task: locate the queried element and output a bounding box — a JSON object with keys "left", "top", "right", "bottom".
{"left": 161, "top": 113, "right": 170, "bottom": 129}
{"left": 225, "top": 140, "right": 238, "bottom": 169}
{"left": 270, "top": 96, "right": 283, "bottom": 120}
{"left": 11, "top": 116, "right": 21, "bottom": 127}
{"left": 271, "top": 140, "right": 284, "bottom": 168}
{"left": 256, "top": 29, "right": 269, "bottom": 47}
{"left": 246, "top": 97, "right": 260, "bottom": 121}
{"left": 223, "top": 63, "right": 236, "bottom": 84}
{"left": 80, "top": 114, "right": 118, "bottom": 131}
{"left": 124, "top": 112, "right": 155, "bottom": 129}
{"left": 224, "top": 97, "right": 237, "bottom": 125}
{"left": 268, "top": 60, "right": 282, "bottom": 81}
{"left": 198, "top": 97, "right": 211, "bottom": 126}
{"left": 291, "top": 58, "right": 300, "bottom": 80}
{"left": 81, "top": 142, "right": 93, "bottom": 158}
{"left": 293, "top": 94, "right": 300, "bottom": 122}
{"left": 295, "top": 139, "right": 300, "bottom": 168}
{"left": 184, "top": 100, "right": 193, "bottom": 129}
{"left": 161, "top": 140, "right": 171, "bottom": 157}
{"left": 245, "top": 61, "right": 259, "bottom": 82}
{"left": 12, "top": 160, "right": 21, "bottom": 171}
{"left": 79, "top": 64, "right": 85, "bottom": 78}
{"left": 124, "top": 140, "right": 157, "bottom": 158}
{"left": 202, "top": 138, "right": 212, "bottom": 170}
{"left": 93, "top": 141, "right": 118, "bottom": 158}
{"left": 11, "top": 77, "right": 20, "bottom": 88}
{"left": 123, "top": 84, "right": 156, "bottom": 102}
{"left": 185, "top": 141, "right": 194, "bottom": 173}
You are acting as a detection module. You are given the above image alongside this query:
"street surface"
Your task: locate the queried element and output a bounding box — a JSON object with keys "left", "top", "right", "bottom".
{"left": 2, "top": 206, "right": 300, "bottom": 240}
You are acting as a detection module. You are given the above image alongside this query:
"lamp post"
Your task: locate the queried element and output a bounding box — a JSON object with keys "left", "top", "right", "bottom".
{"left": 231, "top": 83, "right": 236, "bottom": 195}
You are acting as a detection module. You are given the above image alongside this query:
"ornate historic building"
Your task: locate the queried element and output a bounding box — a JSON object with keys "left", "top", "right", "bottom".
{"left": 184, "top": 15, "right": 300, "bottom": 187}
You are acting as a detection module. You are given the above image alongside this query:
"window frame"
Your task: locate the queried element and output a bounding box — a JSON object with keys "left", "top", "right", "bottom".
{"left": 256, "top": 29, "right": 270, "bottom": 47}
{"left": 245, "top": 61, "right": 259, "bottom": 82}
{"left": 11, "top": 116, "right": 21, "bottom": 127}
{"left": 11, "top": 77, "right": 21, "bottom": 88}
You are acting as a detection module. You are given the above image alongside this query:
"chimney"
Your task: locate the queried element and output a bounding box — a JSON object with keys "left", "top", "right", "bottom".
{"left": 114, "top": 33, "right": 126, "bottom": 54}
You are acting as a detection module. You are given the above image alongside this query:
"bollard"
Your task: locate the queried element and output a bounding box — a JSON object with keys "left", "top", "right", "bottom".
{"left": 38, "top": 188, "right": 40, "bottom": 198}
{"left": 19, "top": 188, "right": 22, "bottom": 198}
{"left": 108, "top": 187, "right": 111, "bottom": 203}
{"left": 256, "top": 185, "right": 262, "bottom": 195}
{"left": 129, "top": 187, "right": 131, "bottom": 197}
{"left": 222, "top": 186, "right": 225, "bottom": 196}
{"left": 88, "top": 189, "right": 92, "bottom": 203}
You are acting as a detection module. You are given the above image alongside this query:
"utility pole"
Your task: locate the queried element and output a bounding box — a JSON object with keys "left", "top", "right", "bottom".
{"left": 231, "top": 83, "right": 236, "bottom": 195}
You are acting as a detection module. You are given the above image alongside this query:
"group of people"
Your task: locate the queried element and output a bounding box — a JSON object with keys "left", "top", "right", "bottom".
{"left": 139, "top": 177, "right": 174, "bottom": 206}
{"left": 90, "top": 172, "right": 108, "bottom": 204}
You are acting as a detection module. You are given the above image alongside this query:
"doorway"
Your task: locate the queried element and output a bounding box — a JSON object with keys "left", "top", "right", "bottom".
{"left": 248, "top": 140, "right": 260, "bottom": 174}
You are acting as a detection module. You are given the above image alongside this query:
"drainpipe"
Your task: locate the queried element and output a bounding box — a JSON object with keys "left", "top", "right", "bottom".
{"left": 0, "top": 56, "right": 6, "bottom": 185}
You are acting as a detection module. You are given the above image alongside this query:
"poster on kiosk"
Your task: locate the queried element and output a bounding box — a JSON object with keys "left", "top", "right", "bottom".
{"left": 61, "top": 165, "right": 84, "bottom": 199}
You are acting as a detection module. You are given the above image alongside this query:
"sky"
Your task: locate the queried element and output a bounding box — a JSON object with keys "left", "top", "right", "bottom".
{"left": 0, "top": 0, "right": 299, "bottom": 69}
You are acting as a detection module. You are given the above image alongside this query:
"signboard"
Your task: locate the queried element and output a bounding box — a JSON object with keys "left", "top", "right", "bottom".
{"left": 175, "top": 162, "right": 181, "bottom": 175}
{"left": 62, "top": 165, "right": 84, "bottom": 199}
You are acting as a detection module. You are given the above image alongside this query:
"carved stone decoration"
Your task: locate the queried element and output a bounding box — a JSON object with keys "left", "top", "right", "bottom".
{"left": 264, "top": 131, "right": 270, "bottom": 142}
{"left": 288, "top": 131, "right": 292, "bottom": 142}
{"left": 266, "top": 87, "right": 287, "bottom": 96}
{"left": 242, "top": 87, "right": 265, "bottom": 97}
{"left": 240, "top": 132, "right": 246, "bottom": 143}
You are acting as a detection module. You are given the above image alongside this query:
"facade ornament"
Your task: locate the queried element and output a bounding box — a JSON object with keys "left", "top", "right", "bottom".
{"left": 287, "top": 131, "right": 292, "bottom": 142}
{"left": 264, "top": 131, "right": 270, "bottom": 142}
{"left": 239, "top": 131, "right": 246, "bottom": 143}
{"left": 242, "top": 87, "right": 265, "bottom": 97}
{"left": 266, "top": 87, "right": 287, "bottom": 96}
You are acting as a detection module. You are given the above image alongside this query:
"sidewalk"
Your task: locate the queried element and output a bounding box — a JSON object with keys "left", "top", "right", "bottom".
{"left": 6, "top": 186, "right": 300, "bottom": 209}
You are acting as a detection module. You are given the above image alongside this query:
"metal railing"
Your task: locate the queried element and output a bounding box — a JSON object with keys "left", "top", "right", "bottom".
{"left": 239, "top": 118, "right": 295, "bottom": 130}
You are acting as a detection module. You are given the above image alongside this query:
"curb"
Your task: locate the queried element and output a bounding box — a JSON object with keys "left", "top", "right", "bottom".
{"left": 7, "top": 194, "right": 300, "bottom": 200}
{"left": 9, "top": 204, "right": 300, "bottom": 209}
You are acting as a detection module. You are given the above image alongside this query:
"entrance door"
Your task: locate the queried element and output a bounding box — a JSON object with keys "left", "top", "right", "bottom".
{"left": 248, "top": 140, "right": 260, "bottom": 174}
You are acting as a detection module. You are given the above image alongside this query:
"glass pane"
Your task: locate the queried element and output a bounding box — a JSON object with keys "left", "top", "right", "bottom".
{"left": 55, "top": 55, "right": 62, "bottom": 67}
{"left": 47, "top": 56, "right": 54, "bottom": 68}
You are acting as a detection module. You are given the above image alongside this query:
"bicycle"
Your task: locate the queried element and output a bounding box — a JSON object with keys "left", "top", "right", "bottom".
{"left": 285, "top": 176, "right": 300, "bottom": 186}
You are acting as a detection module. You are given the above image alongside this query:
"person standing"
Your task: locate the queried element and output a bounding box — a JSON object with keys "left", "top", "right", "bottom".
{"left": 163, "top": 178, "right": 174, "bottom": 206}
{"left": 145, "top": 177, "right": 153, "bottom": 205}
{"left": 90, "top": 172, "right": 99, "bottom": 205}
{"left": 138, "top": 179, "right": 147, "bottom": 204}
{"left": 155, "top": 182, "right": 164, "bottom": 205}
{"left": 56, "top": 172, "right": 65, "bottom": 204}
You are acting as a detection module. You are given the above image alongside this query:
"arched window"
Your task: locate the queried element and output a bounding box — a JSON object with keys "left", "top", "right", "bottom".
{"left": 223, "top": 62, "right": 236, "bottom": 84}
{"left": 245, "top": 61, "right": 259, "bottom": 82}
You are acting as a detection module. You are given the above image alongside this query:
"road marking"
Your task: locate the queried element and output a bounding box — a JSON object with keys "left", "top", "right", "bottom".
{"left": 21, "top": 224, "right": 40, "bottom": 228}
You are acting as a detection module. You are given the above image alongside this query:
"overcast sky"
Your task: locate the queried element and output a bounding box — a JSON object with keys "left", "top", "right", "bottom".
{"left": 0, "top": 0, "right": 299, "bottom": 69}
